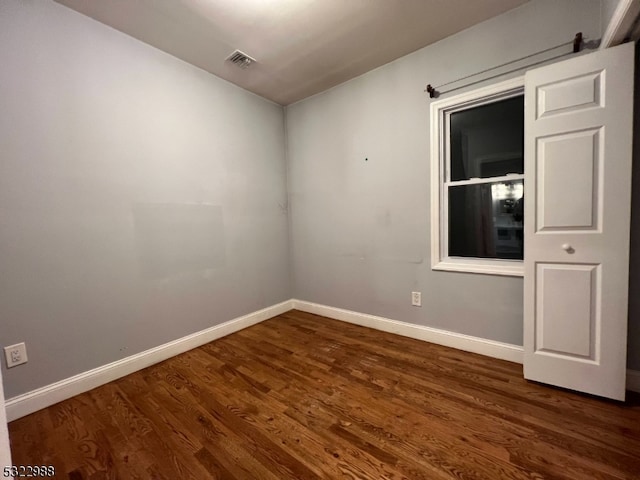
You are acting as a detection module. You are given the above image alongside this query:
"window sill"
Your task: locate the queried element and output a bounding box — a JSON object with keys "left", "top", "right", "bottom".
{"left": 432, "top": 258, "right": 524, "bottom": 277}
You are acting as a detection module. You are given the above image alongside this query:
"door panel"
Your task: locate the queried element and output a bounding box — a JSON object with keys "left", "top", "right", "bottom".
{"left": 536, "top": 128, "right": 601, "bottom": 231}
{"left": 524, "top": 42, "right": 634, "bottom": 401}
{"left": 536, "top": 70, "right": 603, "bottom": 119}
{"left": 535, "top": 263, "right": 598, "bottom": 360}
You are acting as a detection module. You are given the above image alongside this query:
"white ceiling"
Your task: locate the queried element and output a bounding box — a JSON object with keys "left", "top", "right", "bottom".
{"left": 54, "top": 0, "right": 530, "bottom": 105}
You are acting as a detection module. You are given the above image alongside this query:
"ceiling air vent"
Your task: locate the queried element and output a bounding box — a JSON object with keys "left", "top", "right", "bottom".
{"left": 226, "top": 50, "right": 256, "bottom": 69}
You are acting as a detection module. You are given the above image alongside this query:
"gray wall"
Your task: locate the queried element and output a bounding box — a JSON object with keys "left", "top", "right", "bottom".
{"left": 286, "top": 0, "right": 602, "bottom": 346}
{"left": 0, "top": 0, "right": 290, "bottom": 398}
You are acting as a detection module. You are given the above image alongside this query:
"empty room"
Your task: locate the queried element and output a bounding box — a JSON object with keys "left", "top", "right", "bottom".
{"left": 2, "top": 0, "right": 640, "bottom": 478}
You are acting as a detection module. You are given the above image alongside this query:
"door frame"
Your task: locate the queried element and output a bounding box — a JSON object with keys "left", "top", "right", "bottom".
{"left": 601, "top": 0, "right": 640, "bottom": 48}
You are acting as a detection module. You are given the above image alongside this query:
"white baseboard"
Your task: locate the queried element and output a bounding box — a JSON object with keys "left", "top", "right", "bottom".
{"left": 291, "top": 299, "right": 525, "bottom": 364}
{"left": 6, "top": 298, "right": 639, "bottom": 422}
{"left": 291, "top": 300, "right": 640, "bottom": 395}
{"left": 5, "top": 300, "right": 293, "bottom": 422}
{"left": 627, "top": 369, "right": 640, "bottom": 394}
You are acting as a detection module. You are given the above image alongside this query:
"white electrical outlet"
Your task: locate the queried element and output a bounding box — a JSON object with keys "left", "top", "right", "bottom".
{"left": 411, "top": 291, "right": 422, "bottom": 307}
{"left": 4, "top": 342, "right": 28, "bottom": 368}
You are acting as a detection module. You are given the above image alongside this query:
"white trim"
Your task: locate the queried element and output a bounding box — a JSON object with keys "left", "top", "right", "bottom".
{"left": 627, "top": 369, "right": 640, "bottom": 393}
{"left": 601, "top": 0, "right": 640, "bottom": 48}
{"left": 430, "top": 76, "right": 525, "bottom": 277}
{"left": 4, "top": 298, "right": 637, "bottom": 422}
{"left": 446, "top": 173, "right": 524, "bottom": 188}
{"left": 291, "top": 299, "right": 524, "bottom": 363}
{"left": 433, "top": 258, "right": 524, "bottom": 277}
{"left": 4, "top": 300, "right": 293, "bottom": 422}
{"left": 0, "top": 369, "right": 12, "bottom": 473}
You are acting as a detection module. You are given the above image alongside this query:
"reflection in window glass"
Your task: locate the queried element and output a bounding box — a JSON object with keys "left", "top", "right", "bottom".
{"left": 449, "top": 180, "right": 523, "bottom": 260}
{"left": 449, "top": 97, "right": 524, "bottom": 181}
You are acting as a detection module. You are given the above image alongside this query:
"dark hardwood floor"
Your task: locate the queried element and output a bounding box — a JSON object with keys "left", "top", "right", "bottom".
{"left": 8, "top": 310, "right": 640, "bottom": 479}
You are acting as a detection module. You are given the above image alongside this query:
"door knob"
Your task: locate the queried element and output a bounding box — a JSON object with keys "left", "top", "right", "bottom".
{"left": 562, "top": 243, "right": 574, "bottom": 253}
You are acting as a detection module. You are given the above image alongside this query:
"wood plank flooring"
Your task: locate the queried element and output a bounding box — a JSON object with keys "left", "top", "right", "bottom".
{"left": 8, "top": 310, "right": 640, "bottom": 479}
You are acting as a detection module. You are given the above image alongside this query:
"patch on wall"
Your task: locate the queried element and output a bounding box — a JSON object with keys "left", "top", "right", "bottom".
{"left": 133, "top": 203, "right": 225, "bottom": 278}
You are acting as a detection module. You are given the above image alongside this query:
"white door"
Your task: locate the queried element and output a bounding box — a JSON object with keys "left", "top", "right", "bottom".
{"left": 523, "top": 42, "right": 635, "bottom": 401}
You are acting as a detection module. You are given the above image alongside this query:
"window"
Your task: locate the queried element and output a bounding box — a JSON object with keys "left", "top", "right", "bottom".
{"left": 430, "top": 77, "right": 525, "bottom": 276}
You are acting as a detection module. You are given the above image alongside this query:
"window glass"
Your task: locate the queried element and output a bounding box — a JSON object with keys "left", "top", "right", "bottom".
{"left": 449, "top": 97, "right": 524, "bottom": 181}
{"left": 448, "top": 180, "right": 523, "bottom": 260}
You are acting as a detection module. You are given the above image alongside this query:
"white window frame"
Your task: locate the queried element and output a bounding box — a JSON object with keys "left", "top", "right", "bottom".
{"left": 430, "top": 77, "right": 525, "bottom": 277}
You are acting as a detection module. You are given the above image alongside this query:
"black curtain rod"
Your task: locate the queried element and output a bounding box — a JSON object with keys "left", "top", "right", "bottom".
{"left": 425, "top": 32, "right": 583, "bottom": 99}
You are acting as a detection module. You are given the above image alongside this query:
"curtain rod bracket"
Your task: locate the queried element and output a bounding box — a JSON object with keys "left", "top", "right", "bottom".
{"left": 573, "top": 32, "right": 583, "bottom": 53}
{"left": 425, "top": 84, "right": 437, "bottom": 98}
